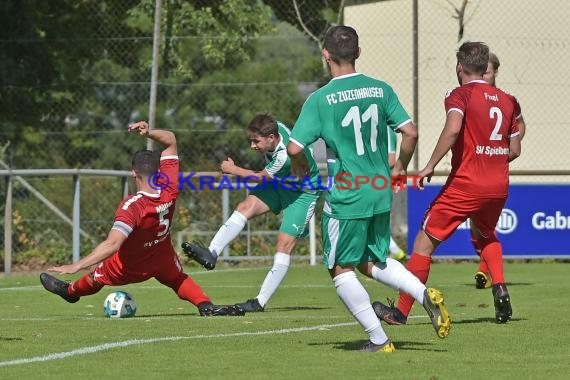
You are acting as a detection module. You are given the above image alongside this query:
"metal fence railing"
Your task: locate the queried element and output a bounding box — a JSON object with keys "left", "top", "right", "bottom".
{"left": 0, "top": 170, "right": 319, "bottom": 276}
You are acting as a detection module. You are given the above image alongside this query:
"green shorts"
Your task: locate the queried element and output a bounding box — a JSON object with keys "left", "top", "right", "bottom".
{"left": 251, "top": 188, "right": 320, "bottom": 238}
{"left": 321, "top": 212, "right": 390, "bottom": 269}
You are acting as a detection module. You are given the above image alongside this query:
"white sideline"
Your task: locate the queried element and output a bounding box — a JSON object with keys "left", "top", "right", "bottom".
{"left": 0, "top": 322, "right": 357, "bottom": 367}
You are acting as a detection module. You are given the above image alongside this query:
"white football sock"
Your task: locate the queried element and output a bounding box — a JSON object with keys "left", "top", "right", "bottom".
{"left": 389, "top": 235, "right": 402, "bottom": 254}
{"left": 371, "top": 258, "right": 425, "bottom": 303}
{"left": 209, "top": 211, "right": 248, "bottom": 258}
{"left": 333, "top": 271, "right": 388, "bottom": 345}
{"left": 256, "top": 252, "right": 290, "bottom": 307}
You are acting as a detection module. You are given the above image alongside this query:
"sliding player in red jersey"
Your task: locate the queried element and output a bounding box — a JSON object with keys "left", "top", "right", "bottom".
{"left": 40, "top": 121, "right": 244, "bottom": 317}
{"left": 374, "top": 42, "right": 521, "bottom": 324}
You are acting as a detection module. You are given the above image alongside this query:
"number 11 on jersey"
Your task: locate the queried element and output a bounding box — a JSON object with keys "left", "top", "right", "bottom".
{"left": 341, "top": 104, "right": 379, "bottom": 155}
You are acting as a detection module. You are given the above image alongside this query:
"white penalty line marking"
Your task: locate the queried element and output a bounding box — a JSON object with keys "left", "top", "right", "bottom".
{"left": 0, "top": 322, "right": 357, "bottom": 367}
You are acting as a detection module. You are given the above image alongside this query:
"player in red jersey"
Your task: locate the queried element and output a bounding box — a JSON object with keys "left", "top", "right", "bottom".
{"left": 373, "top": 42, "right": 521, "bottom": 324}
{"left": 473, "top": 52, "right": 527, "bottom": 289}
{"left": 40, "top": 121, "right": 244, "bottom": 317}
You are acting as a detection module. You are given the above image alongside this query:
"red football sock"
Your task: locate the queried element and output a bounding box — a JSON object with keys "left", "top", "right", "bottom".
{"left": 397, "top": 253, "right": 432, "bottom": 316}
{"left": 478, "top": 257, "right": 489, "bottom": 274}
{"left": 480, "top": 242, "right": 505, "bottom": 284}
{"left": 174, "top": 275, "right": 211, "bottom": 306}
{"left": 69, "top": 274, "right": 104, "bottom": 297}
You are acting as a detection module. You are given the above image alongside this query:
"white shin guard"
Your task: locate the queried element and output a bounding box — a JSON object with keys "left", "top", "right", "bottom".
{"left": 333, "top": 271, "right": 388, "bottom": 344}
{"left": 256, "top": 252, "right": 290, "bottom": 306}
{"left": 209, "top": 211, "right": 248, "bottom": 257}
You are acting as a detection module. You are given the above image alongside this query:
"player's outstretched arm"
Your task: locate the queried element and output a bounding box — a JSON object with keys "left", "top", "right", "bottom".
{"left": 425, "top": 111, "right": 462, "bottom": 170}
{"left": 415, "top": 112, "right": 462, "bottom": 188}
{"left": 48, "top": 229, "right": 126, "bottom": 274}
{"left": 128, "top": 121, "right": 177, "bottom": 156}
{"left": 219, "top": 157, "right": 269, "bottom": 181}
{"left": 393, "top": 121, "right": 418, "bottom": 174}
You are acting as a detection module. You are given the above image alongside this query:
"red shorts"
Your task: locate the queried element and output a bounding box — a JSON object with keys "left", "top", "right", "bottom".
{"left": 422, "top": 186, "right": 506, "bottom": 241}
{"left": 93, "top": 247, "right": 184, "bottom": 286}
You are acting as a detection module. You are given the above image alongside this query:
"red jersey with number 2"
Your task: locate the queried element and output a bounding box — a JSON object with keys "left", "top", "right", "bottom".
{"left": 111, "top": 155, "right": 179, "bottom": 269}
{"left": 444, "top": 80, "right": 519, "bottom": 197}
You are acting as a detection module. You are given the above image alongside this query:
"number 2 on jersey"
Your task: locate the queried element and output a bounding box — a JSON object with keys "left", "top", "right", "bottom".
{"left": 489, "top": 106, "right": 503, "bottom": 141}
{"left": 342, "top": 104, "right": 378, "bottom": 155}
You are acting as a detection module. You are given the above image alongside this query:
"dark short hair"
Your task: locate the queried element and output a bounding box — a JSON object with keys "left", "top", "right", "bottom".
{"left": 247, "top": 113, "right": 278, "bottom": 137}
{"left": 132, "top": 150, "right": 160, "bottom": 177}
{"left": 324, "top": 25, "right": 359, "bottom": 64}
{"left": 456, "top": 41, "right": 489, "bottom": 75}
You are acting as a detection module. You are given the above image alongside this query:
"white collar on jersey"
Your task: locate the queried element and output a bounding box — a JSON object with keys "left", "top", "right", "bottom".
{"left": 331, "top": 72, "right": 360, "bottom": 81}
{"left": 466, "top": 79, "right": 487, "bottom": 85}
{"left": 137, "top": 190, "right": 160, "bottom": 198}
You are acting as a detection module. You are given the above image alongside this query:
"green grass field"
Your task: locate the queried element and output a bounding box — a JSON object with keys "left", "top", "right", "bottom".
{"left": 1, "top": 262, "right": 569, "bottom": 379}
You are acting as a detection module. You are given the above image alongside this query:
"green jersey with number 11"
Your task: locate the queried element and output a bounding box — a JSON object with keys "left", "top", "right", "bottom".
{"left": 290, "top": 73, "right": 411, "bottom": 219}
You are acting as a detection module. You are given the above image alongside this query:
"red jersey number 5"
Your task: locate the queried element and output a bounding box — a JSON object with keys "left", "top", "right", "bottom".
{"left": 157, "top": 208, "right": 170, "bottom": 237}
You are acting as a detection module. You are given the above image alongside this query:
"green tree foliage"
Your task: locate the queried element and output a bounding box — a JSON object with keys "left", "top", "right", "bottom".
{"left": 0, "top": 0, "right": 143, "bottom": 168}
{"left": 264, "top": 0, "right": 336, "bottom": 38}
{"left": 0, "top": 0, "right": 277, "bottom": 170}
{"left": 129, "top": 0, "right": 274, "bottom": 81}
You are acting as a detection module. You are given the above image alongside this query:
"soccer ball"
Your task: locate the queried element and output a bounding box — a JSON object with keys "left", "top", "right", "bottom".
{"left": 103, "top": 291, "right": 137, "bottom": 318}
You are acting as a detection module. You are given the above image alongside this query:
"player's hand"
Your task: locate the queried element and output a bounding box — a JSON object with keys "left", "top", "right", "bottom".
{"left": 128, "top": 121, "right": 150, "bottom": 137}
{"left": 390, "top": 169, "right": 408, "bottom": 194}
{"left": 220, "top": 157, "right": 237, "bottom": 175}
{"left": 390, "top": 163, "right": 407, "bottom": 194}
{"left": 417, "top": 165, "right": 435, "bottom": 190}
{"left": 48, "top": 263, "right": 81, "bottom": 275}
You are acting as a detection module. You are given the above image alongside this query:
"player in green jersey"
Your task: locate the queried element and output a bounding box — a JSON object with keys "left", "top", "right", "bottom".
{"left": 287, "top": 26, "right": 451, "bottom": 352}
{"left": 183, "top": 113, "right": 321, "bottom": 312}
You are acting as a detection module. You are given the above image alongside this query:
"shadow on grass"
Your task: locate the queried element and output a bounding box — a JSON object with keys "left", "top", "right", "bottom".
{"left": 0, "top": 337, "right": 24, "bottom": 341}
{"left": 460, "top": 282, "right": 533, "bottom": 287}
{"left": 269, "top": 306, "right": 331, "bottom": 312}
{"left": 451, "top": 317, "right": 524, "bottom": 324}
{"left": 137, "top": 313, "right": 198, "bottom": 318}
{"left": 135, "top": 305, "right": 329, "bottom": 317}
{"left": 311, "top": 340, "right": 447, "bottom": 352}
